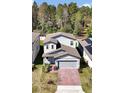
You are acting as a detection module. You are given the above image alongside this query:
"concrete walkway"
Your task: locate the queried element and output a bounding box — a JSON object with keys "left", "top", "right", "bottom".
{"left": 56, "top": 68, "right": 84, "bottom": 93}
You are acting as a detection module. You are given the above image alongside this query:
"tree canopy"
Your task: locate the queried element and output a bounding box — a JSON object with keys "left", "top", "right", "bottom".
{"left": 32, "top": 1, "right": 92, "bottom": 37}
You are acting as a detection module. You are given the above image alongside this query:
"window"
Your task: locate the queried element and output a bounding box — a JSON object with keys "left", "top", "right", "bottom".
{"left": 51, "top": 45, "right": 54, "bottom": 49}
{"left": 76, "top": 42, "right": 78, "bottom": 47}
{"left": 70, "top": 41, "right": 73, "bottom": 45}
{"left": 46, "top": 45, "right": 48, "bottom": 49}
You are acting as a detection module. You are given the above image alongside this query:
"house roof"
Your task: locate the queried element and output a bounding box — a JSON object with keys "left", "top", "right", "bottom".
{"left": 32, "top": 32, "right": 40, "bottom": 43}
{"left": 43, "top": 37, "right": 58, "bottom": 44}
{"left": 84, "top": 45, "right": 92, "bottom": 60}
{"left": 85, "top": 38, "right": 92, "bottom": 45}
{"left": 44, "top": 32, "right": 76, "bottom": 44}
{"left": 78, "top": 38, "right": 92, "bottom": 60}
{"left": 47, "top": 32, "right": 76, "bottom": 40}
{"left": 42, "top": 44, "right": 81, "bottom": 59}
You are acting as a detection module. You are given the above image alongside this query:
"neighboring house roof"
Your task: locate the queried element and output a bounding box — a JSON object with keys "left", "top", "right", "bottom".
{"left": 78, "top": 38, "right": 92, "bottom": 60}
{"left": 85, "top": 38, "right": 92, "bottom": 45}
{"left": 32, "top": 32, "right": 40, "bottom": 43}
{"left": 42, "top": 44, "right": 81, "bottom": 59}
{"left": 84, "top": 45, "right": 92, "bottom": 60}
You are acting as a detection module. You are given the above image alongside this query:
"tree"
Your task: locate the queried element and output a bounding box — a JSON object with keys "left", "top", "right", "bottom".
{"left": 32, "top": 1, "right": 38, "bottom": 30}
{"left": 48, "top": 5, "right": 56, "bottom": 21}
{"left": 73, "top": 11, "right": 83, "bottom": 35}
{"left": 55, "top": 4, "right": 63, "bottom": 28}
{"left": 68, "top": 2, "right": 78, "bottom": 15}
{"left": 59, "top": 23, "right": 72, "bottom": 33}
{"left": 73, "top": 22, "right": 82, "bottom": 35}
{"left": 32, "top": 2, "right": 92, "bottom": 37}
{"left": 62, "top": 7, "right": 69, "bottom": 25}
{"left": 38, "top": 2, "right": 49, "bottom": 23}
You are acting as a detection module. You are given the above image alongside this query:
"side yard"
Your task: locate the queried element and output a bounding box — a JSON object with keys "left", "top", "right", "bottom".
{"left": 80, "top": 67, "right": 92, "bottom": 93}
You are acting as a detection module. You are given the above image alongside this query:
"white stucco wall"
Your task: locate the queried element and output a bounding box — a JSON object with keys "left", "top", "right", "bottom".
{"left": 43, "top": 58, "right": 50, "bottom": 64}
{"left": 44, "top": 43, "right": 56, "bottom": 53}
{"left": 32, "top": 36, "right": 40, "bottom": 63}
{"left": 55, "top": 55, "right": 80, "bottom": 69}
{"left": 54, "top": 36, "right": 78, "bottom": 48}
{"left": 40, "top": 36, "right": 46, "bottom": 41}
{"left": 83, "top": 51, "right": 92, "bottom": 68}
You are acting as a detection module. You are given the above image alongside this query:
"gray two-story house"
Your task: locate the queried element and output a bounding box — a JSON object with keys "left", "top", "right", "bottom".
{"left": 42, "top": 32, "right": 81, "bottom": 69}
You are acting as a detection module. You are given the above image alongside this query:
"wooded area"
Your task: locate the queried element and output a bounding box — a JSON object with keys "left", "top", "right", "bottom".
{"left": 32, "top": 1, "right": 92, "bottom": 37}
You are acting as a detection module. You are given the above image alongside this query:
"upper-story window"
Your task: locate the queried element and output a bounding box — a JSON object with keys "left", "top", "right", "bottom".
{"left": 46, "top": 45, "right": 49, "bottom": 49}
{"left": 70, "top": 41, "right": 73, "bottom": 45}
{"left": 51, "top": 45, "right": 54, "bottom": 49}
{"left": 76, "top": 42, "right": 78, "bottom": 47}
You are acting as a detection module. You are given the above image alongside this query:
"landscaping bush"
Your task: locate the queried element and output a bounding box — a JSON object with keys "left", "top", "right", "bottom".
{"left": 42, "top": 64, "right": 50, "bottom": 73}
{"left": 47, "top": 79, "right": 54, "bottom": 84}
{"left": 79, "top": 68, "right": 83, "bottom": 73}
{"left": 42, "top": 65, "right": 45, "bottom": 72}
{"left": 32, "top": 64, "right": 37, "bottom": 71}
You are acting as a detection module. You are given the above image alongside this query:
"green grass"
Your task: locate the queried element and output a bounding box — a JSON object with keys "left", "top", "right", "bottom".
{"left": 33, "top": 40, "right": 57, "bottom": 93}
{"left": 32, "top": 65, "right": 57, "bottom": 93}
{"left": 80, "top": 67, "right": 92, "bottom": 93}
{"left": 40, "top": 40, "right": 43, "bottom": 46}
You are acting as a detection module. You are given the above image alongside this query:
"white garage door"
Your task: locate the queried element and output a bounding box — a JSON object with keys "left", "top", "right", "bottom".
{"left": 58, "top": 60, "right": 78, "bottom": 68}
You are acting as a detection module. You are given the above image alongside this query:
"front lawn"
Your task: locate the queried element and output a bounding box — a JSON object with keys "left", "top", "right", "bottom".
{"left": 80, "top": 67, "right": 92, "bottom": 93}
{"left": 32, "top": 65, "right": 57, "bottom": 93}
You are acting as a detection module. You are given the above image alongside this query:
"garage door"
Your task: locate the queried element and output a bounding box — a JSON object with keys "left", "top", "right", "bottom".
{"left": 58, "top": 60, "right": 78, "bottom": 68}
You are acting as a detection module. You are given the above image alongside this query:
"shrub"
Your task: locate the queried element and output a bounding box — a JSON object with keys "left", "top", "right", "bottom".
{"left": 32, "top": 64, "right": 37, "bottom": 71}
{"left": 42, "top": 64, "right": 50, "bottom": 73}
{"left": 47, "top": 79, "right": 54, "bottom": 84}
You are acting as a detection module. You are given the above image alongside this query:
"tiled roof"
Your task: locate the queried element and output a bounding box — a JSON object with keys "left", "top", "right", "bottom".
{"left": 78, "top": 38, "right": 92, "bottom": 60}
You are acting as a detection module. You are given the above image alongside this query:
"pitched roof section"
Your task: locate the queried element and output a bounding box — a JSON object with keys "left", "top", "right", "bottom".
{"left": 85, "top": 38, "right": 92, "bottom": 45}
{"left": 42, "top": 44, "right": 81, "bottom": 59}
{"left": 32, "top": 32, "right": 40, "bottom": 43}
{"left": 78, "top": 38, "right": 92, "bottom": 60}
{"left": 43, "top": 37, "right": 58, "bottom": 44}
{"left": 54, "top": 44, "right": 81, "bottom": 59}
{"left": 44, "top": 32, "right": 76, "bottom": 44}
{"left": 47, "top": 32, "right": 76, "bottom": 40}
{"left": 85, "top": 45, "right": 92, "bottom": 60}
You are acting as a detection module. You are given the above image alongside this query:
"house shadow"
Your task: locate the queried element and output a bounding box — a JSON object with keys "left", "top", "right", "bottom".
{"left": 33, "top": 45, "right": 43, "bottom": 65}
{"left": 80, "top": 57, "right": 89, "bottom": 69}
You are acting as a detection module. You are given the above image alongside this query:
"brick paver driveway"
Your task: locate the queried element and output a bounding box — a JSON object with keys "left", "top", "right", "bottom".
{"left": 58, "top": 68, "right": 81, "bottom": 85}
